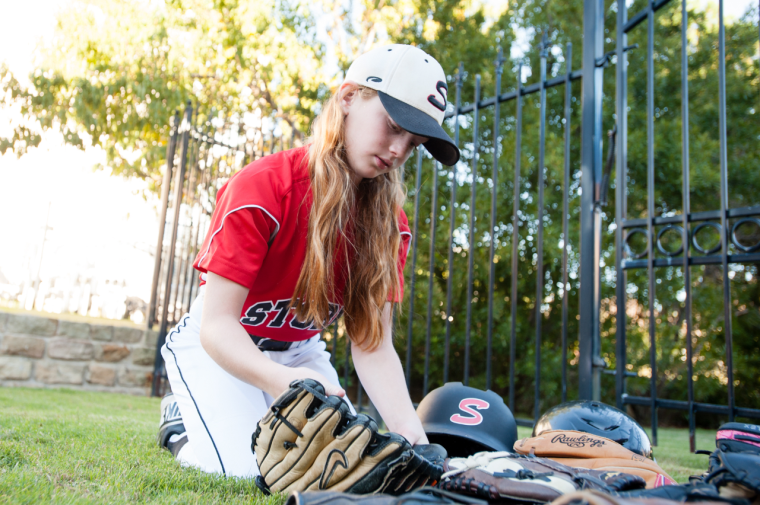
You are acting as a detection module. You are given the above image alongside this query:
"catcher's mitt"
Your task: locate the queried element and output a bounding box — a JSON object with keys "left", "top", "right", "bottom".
{"left": 514, "top": 430, "right": 675, "bottom": 489}
{"left": 251, "top": 379, "right": 446, "bottom": 495}
{"left": 438, "top": 451, "right": 646, "bottom": 503}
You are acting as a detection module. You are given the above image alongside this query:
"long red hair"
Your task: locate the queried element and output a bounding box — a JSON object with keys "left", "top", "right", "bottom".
{"left": 290, "top": 86, "right": 406, "bottom": 350}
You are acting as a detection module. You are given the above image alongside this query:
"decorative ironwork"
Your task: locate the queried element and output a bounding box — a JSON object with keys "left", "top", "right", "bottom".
{"left": 614, "top": 0, "right": 760, "bottom": 450}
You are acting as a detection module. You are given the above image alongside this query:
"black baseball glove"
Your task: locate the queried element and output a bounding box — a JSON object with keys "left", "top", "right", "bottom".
{"left": 702, "top": 423, "right": 760, "bottom": 503}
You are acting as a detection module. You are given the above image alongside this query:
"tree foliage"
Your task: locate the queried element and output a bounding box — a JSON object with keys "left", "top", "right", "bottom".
{"left": 389, "top": 0, "right": 759, "bottom": 426}
{"left": 2, "top": 0, "right": 758, "bottom": 427}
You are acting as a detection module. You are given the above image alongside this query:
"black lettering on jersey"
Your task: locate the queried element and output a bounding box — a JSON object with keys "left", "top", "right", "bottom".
{"left": 267, "top": 299, "right": 292, "bottom": 328}
{"left": 289, "top": 315, "right": 314, "bottom": 330}
{"left": 240, "top": 301, "right": 274, "bottom": 326}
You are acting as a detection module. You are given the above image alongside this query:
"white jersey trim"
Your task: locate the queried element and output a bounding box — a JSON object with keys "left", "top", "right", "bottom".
{"left": 197, "top": 205, "right": 281, "bottom": 267}
{"left": 400, "top": 231, "right": 413, "bottom": 257}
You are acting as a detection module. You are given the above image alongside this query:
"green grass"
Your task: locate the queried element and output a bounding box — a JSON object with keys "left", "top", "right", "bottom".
{"left": 0, "top": 388, "right": 283, "bottom": 504}
{"left": 640, "top": 426, "right": 716, "bottom": 482}
{"left": 0, "top": 388, "right": 718, "bottom": 504}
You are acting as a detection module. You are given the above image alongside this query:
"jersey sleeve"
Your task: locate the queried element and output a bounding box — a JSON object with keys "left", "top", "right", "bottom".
{"left": 389, "top": 210, "right": 413, "bottom": 303}
{"left": 193, "top": 169, "right": 282, "bottom": 289}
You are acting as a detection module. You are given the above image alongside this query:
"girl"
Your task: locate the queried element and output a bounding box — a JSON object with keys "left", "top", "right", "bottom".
{"left": 159, "top": 44, "right": 460, "bottom": 477}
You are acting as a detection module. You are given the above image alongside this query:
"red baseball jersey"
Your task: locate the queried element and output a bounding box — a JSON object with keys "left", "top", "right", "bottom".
{"left": 193, "top": 146, "right": 412, "bottom": 342}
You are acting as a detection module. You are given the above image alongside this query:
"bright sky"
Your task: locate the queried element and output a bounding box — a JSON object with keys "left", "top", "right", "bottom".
{"left": 0, "top": 0, "right": 756, "bottom": 304}
{"left": 0, "top": 141, "right": 159, "bottom": 297}
{"left": 0, "top": 0, "right": 159, "bottom": 302}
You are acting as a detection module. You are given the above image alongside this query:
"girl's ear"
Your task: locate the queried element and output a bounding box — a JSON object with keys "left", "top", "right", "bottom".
{"left": 338, "top": 82, "right": 359, "bottom": 116}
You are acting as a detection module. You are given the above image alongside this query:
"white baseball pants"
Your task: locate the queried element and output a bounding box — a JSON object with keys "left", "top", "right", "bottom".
{"left": 161, "top": 286, "right": 352, "bottom": 477}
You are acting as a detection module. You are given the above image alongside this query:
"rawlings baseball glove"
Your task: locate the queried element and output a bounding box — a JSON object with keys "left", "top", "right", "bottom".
{"left": 514, "top": 430, "right": 675, "bottom": 489}
{"left": 251, "top": 379, "right": 446, "bottom": 495}
{"left": 438, "top": 451, "right": 646, "bottom": 503}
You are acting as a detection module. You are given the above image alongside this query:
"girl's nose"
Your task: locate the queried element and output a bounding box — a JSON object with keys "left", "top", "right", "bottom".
{"left": 389, "top": 134, "right": 411, "bottom": 160}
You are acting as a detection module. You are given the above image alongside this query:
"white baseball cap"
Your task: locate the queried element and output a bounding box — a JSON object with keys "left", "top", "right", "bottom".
{"left": 345, "top": 44, "right": 460, "bottom": 166}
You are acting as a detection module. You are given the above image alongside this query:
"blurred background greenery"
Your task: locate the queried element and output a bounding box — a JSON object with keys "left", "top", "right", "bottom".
{"left": 1, "top": 0, "right": 757, "bottom": 428}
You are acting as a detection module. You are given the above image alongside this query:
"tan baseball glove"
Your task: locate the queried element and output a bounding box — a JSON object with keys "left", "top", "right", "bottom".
{"left": 251, "top": 379, "right": 446, "bottom": 495}
{"left": 514, "top": 430, "right": 675, "bottom": 489}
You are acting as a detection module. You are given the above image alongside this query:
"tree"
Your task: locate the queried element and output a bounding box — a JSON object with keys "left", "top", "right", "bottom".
{"left": 391, "top": 0, "right": 759, "bottom": 424}
{"left": 3, "top": 0, "right": 757, "bottom": 425}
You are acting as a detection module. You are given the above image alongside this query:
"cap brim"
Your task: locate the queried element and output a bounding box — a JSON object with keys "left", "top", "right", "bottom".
{"left": 421, "top": 422, "right": 513, "bottom": 453}
{"left": 378, "top": 91, "right": 460, "bottom": 166}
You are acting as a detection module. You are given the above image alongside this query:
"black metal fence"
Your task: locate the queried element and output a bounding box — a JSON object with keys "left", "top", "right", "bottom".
{"left": 397, "top": 46, "right": 582, "bottom": 429}
{"left": 147, "top": 103, "right": 299, "bottom": 395}
{"left": 613, "top": 0, "right": 760, "bottom": 450}
{"left": 149, "top": 0, "right": 760, "bottom": 449}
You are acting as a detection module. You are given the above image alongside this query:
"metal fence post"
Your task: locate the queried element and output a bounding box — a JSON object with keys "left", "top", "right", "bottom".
{"left": 486, "top": 48, "right": 504, "bottom": 391}
{"left": 146, "top": 111, "right": 179, "bottom": 330}
{"left": 509, "top": 64, "right": 524, "bottom": 413}
{"left": 152, "top": 101, "right": 193, "bottom": 397}
{"left": 464, "top": 75, "right": 481, "bottom": 387}
{"left": 443, "top": 63, "right": 464, "bottom": 384}
{"left": 579, "top": 0, "right": 605, "bottom": 401}
{"left": 615, "top": 0, "right": 629, "bottom": 411}
{"left": 405, "top": 150, "right": 424, "bottom": 388}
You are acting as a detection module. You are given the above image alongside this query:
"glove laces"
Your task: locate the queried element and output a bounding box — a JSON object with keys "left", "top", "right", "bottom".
{"left": 441, "top": 451, "right": 514, "bottom": 479}
{"left": 269, "top": 380, "right": 335, "bottom": 439}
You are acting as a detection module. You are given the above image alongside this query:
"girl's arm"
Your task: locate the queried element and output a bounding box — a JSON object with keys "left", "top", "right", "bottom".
{"left": 199, "top": 271, "right": 346, "bottom": 398}
{"left": 351, "top": 301, "right": 428, "bottom": 445}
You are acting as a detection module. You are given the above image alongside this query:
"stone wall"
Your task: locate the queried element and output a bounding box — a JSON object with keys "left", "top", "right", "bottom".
{"left": 0, "top": 311, "right": 158, "bottom": 395}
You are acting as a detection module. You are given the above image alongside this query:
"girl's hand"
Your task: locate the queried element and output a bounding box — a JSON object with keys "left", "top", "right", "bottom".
{"left": 395, "top": 422, "right": 429, "bottom": 446}
{"left": 269, "top": 366, "right": 346, "bottom": 399}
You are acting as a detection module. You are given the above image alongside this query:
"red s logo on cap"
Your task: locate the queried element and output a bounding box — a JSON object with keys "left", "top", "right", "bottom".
{"left": 450, "top": 398, "right": 490, "bottom": 426}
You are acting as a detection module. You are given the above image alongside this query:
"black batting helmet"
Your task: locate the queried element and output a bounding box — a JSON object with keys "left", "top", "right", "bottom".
{"left": 534, "top": 400, "right": 652, "bottom": 459}
{"left": 416, "top": 382, "right": 517, "bottom": 457}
